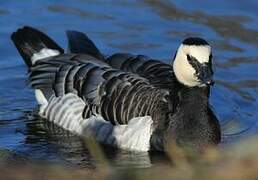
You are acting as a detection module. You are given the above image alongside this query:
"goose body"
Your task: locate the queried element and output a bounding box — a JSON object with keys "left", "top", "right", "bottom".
{"left": 11, "top": 27, "right": 221, "bottom": 151}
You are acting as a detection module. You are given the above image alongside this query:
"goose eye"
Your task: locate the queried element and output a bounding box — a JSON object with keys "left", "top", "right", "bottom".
{"left": 187, "top": 54, "right": 191, "bottom": 61}
{"left": 186, "top": 54, "right": 199, "bottom": 70}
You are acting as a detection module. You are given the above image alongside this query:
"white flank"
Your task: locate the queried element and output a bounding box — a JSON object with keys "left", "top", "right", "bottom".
{"left": 40, "top": 93, "right": 153, "bottom": 151}
{"left": 35, "top": 89, "right": 48, "bottom": 115}
{"left": 31, "top": 48, "right": 60, "bottom": 64}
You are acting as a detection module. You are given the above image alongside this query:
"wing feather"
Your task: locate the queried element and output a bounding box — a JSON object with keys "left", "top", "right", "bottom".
{"left": 29, "top": 54, "right": 170, "bottom": 126}
{"left": 106, "top": 53, "right": 175, "bottom": 90}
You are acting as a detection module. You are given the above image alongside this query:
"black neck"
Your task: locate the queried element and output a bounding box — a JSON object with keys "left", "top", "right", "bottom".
{"left": 150, "top": 81, "right": 214, "bottom": 150}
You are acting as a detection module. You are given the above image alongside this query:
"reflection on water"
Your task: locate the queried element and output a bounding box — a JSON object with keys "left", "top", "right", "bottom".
{"left": 0, "top": 0, "right": 258, "bottom": 168}
{"left": 216, "top": 80, "right": 257, "bottom": 101}
{"left": 47, "top": 5, "right": 114, "bottom": 20}
{"left": 0, "top": 9, "right": 9, "bottom": 15}
{"left": 217, "top": 56, "right": 258, "bottom": 69}
{"left": 144, "top": 0, "right": 258, "bottom": 44}
{"left": 23, "top": 113, "right": 157, "bottom": 168}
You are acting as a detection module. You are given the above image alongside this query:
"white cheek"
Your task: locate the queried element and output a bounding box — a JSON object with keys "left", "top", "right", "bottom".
{"left": 188, "top": 46, "right": 211, "bottom": 63}
{"left": 173, "top": 52, "right": 201, "bottom": 87}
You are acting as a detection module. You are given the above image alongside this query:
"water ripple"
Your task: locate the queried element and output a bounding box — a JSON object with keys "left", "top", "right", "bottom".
{"left": 47, "top": 5, "right": 114, "bottom": 20}
{"left": 143, "top": 0, "right": 258, "bottom": 44}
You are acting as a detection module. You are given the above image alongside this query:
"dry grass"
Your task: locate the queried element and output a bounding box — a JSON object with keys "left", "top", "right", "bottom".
{"left": 1, "top": 136, "right": 258, "bottom": 180}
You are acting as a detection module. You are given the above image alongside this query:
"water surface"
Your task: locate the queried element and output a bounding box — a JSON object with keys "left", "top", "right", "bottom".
{"left": 0, "top": 0, "right": 258, "bottom": 168}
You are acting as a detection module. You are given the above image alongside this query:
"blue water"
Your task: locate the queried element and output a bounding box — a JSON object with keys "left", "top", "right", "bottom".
{"left": 0, "top": 0, "right": 258, "bottom": 168}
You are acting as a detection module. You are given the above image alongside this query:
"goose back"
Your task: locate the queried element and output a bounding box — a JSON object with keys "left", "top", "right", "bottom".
{"left": 66, "top": 31, "right": 175, "bottom": 90}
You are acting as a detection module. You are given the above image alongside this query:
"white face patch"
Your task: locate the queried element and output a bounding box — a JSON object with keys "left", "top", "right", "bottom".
{"left": 185, "top": 45, "right": 211, "bottom": 63}
{"left": 31, "top": 48, "right": 60, "bottom": 64}
{"left": 173, "top": 44, "right": 211, "bottom": 87}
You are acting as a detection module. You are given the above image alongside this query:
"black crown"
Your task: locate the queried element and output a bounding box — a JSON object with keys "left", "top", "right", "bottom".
{"left": 182, "top": 37, "right": 209, "bottom": 46}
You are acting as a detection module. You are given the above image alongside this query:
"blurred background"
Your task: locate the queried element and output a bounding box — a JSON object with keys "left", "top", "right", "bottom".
{"left": 0, "top": 0, "right": 258, "bottom": 169}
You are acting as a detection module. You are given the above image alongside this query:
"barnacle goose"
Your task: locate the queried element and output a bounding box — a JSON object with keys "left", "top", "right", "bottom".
{"left": 11, "top": 26, "right": 221, "bottom": 151}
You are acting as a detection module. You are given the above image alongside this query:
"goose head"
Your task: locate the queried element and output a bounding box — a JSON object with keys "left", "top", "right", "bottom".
{"left": 173, "top": 37, "right": 214, "bottom": 87}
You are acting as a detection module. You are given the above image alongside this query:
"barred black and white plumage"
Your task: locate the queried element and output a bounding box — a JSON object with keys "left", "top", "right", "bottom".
{"left": 31, "top": 55, "right": 169, "bottom": 124}
{"left": 11, "top": 26, "right": 221, "bottom": 151}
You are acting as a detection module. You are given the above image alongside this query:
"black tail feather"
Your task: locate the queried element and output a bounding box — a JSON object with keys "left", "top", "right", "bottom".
{"left": 66, "top": 30, "right": 104, "bottom": 60}
{"left": 11, "top": 26, "right": 64, "bottom": 67}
